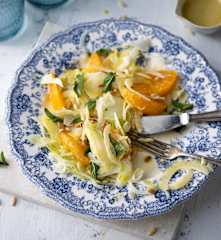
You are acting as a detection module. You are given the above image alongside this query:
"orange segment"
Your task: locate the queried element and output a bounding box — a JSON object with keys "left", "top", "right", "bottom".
{"left": 134, "top": 70, "right": 178, "bottom": 97}
{"left": 59, "top": 131, "right": 89, "bottom": 166}
{"left": 119, "top": 70, "right": 178, "bottom": 115}
{"left": 47, "top": 84, "right": 65, "bottom": 111}
{"left": 64, "top": 98, "right": 73, "bottom": 109}
{"left": 84, "top": 53, "right": 103, "bottom": 73}
{"left": 121, "top": 87, "right": 167, "bottom": 115}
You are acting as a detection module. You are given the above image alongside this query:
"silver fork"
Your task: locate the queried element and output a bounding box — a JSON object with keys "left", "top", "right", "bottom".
{"left": 130, "top": 131, "right": 221, "bottom": 166}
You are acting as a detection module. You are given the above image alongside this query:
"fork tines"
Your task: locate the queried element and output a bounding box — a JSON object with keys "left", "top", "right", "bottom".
{"left": 129, "top": 131, "right": 170, "bottom": 158}
{"left": 130, "top": 131, "right": 221, "bottom": 166}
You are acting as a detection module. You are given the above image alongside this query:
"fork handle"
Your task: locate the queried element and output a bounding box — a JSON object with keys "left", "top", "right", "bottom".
{"left": 190, "top": 110, "right": 221, "bottom": 122}
{"left": 182, "top": 153, "right": 221, "bottom": 166}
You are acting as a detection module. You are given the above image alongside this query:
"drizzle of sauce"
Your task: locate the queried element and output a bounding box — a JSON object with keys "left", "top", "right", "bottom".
{"left": 132, "top": 151, "right": 161, "bottom": 179}
{"left": 182, "top": 0, "right": 221, "bottom": 27}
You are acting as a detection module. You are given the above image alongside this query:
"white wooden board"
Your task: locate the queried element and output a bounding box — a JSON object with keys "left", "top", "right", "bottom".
{"left": 0, "top": 22, "right": 184, "bottom": 240}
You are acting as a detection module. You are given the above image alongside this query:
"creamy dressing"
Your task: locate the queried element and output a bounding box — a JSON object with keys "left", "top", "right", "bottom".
{"left": 182, "top": 0, "right": 221, "bottom": 27}
{"left": 132, "top": 150, "right": 161, "bottom": 179}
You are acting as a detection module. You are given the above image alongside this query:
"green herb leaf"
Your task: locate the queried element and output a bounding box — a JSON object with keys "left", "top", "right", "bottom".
{"left": 43, "top": 126, "right": 50, "bottom": 137}
{"left": 171, "top": 100, "right": 193, "bottom": 112}
{"left": 45, "top": 108, "right": 63, "bottom": 123}
{"left": 174, "top": 125, "right": 186, "bottom": 133}
{"left": 0, "top": 151, "right": 9, "bottom": 166}
{"left": 84, "top": 146, "right": 91, "bottom": 156}
{"left": 103, "top": 72, "right": 116, "bottom": 93}
{"left": 135, "top": 53, "right": 146, "bottom": 66}
{"left": 72, "top": 115, "right": 82, "bottom": 124}
{"left": 73, "top": 73, "right": 84, "bottom": 97}
{"left": 86, "top": 99, "right": 96, "bottom": 111}
{"left": 90, "top": 162, "right": 100, "bottom": 179}
{"left": 110, "top": 136, "right": 125, "bottom": 157}
{"left": 96, "top": 48, "right": 112, "bottom": 57}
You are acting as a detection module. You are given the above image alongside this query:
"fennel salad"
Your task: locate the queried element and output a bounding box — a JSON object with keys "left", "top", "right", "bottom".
{"left": 36, "top": 39, "right": 212, "bottom": 196}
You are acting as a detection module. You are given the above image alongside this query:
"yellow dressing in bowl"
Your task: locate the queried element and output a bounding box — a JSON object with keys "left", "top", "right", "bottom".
{"left": 182, "top": 0, "right": 221, "bottom": 27}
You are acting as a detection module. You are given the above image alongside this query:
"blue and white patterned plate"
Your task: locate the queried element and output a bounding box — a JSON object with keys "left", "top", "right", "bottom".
{"left": 7, "top": 19, "right": 221, "bottom": 219}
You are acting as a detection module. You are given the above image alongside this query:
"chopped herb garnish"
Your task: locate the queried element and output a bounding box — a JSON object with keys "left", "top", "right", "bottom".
{"left": 110, "top": 136, "right": 125, "bottom": 157}
{"left": 118, "top": 0, "right": 128, "bottom": 8}
{"left": 84, "top": 146, "right": 91, "bottom": 156}
{"left": 103, "top": 72, "right": 116, "bottom": 93}
{"left": 43, "top": 126, "right": 49, "bottom": 137}
{"left": 0, "top": 151, "right": 9, "bottom": 166}
{"left": 86, "top": 99, "right": 96, "bottom": 111}
{"left": 72, "top": 115, "right": 82, "bottom": 124}
{"left": 135, "top": 53, "right": 146, "bottom": 66}
{"left": 103, "top": 9, "right": 110, "bottom": 15}
{"left": 171, "top": 100, "right": 193, "bottom": 112}
{"left": 45, "top": 108, "right": 63, "bottom": 123}
{"left": 73, "top": 73, "right": 84, "bottom": 97}
{"left": 96, "top": 48, "right": 112, "bottom": 57}
{"left": 116, "top": 47, "right": 123, "bottom": 52}
{"left": 90, "top": 162, "right": 100, "bottom": 179}
{"left": 174, "top": 125, "right": 186, "bottom": 133}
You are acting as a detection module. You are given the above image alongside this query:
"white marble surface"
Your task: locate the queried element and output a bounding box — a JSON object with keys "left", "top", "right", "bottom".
{"left": 1, "top": 0, "right": 221, "bottom": 239}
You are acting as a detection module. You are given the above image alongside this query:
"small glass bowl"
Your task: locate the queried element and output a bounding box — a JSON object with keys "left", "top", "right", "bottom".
{"left": 176, "top": 0, "right": 221, "bottom": 34}
{"left": 27, "top": 0, "right": 68, "bottom": 8}
{"left": 0, "top": 0, "right": 24, "bottom": 41}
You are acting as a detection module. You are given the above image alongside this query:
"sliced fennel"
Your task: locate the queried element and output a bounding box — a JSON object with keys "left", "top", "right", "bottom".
{"left": 39, "top": 113, "right": 59, "bottom": 140}
{"left": 114, "top": 112, "right": 125, "bottom": 135}
{"left": 41, "top": 73, "right": 63, "bottom": 87}
{"left": 159, "top": 160, "right": 210, "bottom": 191}
{"left": 103, "top": 96, "right": 124, "bottom": 123}
{"left": 117, "top": 47, "right": 140, "bottom": 71}
{"left": 169, "top": 170, "right": 193, "bottom": 190}
{"left": 84, "top": 72, "right": 107, "bottom": 99}
{"left": 84, "top": 121, "right": 116, "bottom": 174}
{"left": 60, "top": 69, "right": 81, "bottom": 85}
{"left": 96, "top": 92, "right": 115, "bottom": 124}
{"left": 103, "top": 124, "right": 117, "bottom": 163}
{"left": 37, "top": 38, "right": 205, "bottom": 191}
{"left": 116, "top": 160, "right": 133, "bottom": 186}
{"left": 50, "top": 151, "right": 91, "bottom": 180}
{"left": 131, "top": 168, "right": 144, "bottom": 182}
{"left": 29, "top": 135, "right": 55, "bottom": 148}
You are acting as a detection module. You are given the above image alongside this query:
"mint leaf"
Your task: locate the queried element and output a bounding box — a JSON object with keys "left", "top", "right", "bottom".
{"left": 84, "top": 146, "right": 91, "bottom": 156}
{"left": 86, "top": 99, "right": 96, "bottom": 111}
{"left": 73, "top": 73, "right": 84, "bottom": 97}
{"left": 110, "top": 136, "right": 125, "bottom": 157}
{"left": 135, "top": 53, "right": 146, "bottom": 66}
{"left": 90, "top": 162, "right": 100, "bottom": 179}
{"left": 103, "top": 72, "right": 116, "bottom": 93}
{"left": 0, "top": 151, "right": 9, "bottom": 166}
{"left": 45, "top": 108, "right": 63, "bottom": 123}
{"left": 72, "top": 115, "right": 82, "bottom": 124}
{"left": 171, "top": 100, "right": 193, "bottom": 112}
{"left": 96, "top": 48, "right": 112, "bottom": 57}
